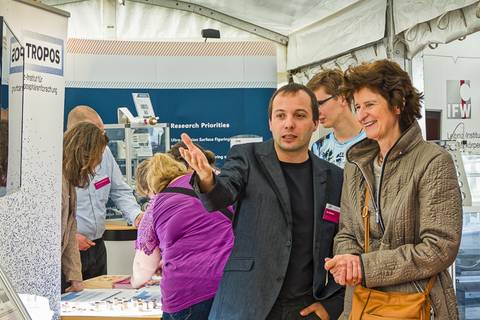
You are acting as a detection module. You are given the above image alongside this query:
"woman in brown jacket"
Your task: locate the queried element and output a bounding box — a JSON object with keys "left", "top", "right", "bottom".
{"left": 325, "top": 60, "right": 462, "bottom": 319}
{"left": 62, "top": 122, "right": 109, "bottom": 293}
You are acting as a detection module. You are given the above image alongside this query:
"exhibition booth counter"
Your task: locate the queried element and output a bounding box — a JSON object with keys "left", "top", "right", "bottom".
{"left": 61, "top": 275, "right": 162, "bottom": 320}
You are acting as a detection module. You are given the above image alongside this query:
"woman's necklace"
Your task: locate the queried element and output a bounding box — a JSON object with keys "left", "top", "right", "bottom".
{"left": 377, "top": 153, "right": 384, "bottom": 166}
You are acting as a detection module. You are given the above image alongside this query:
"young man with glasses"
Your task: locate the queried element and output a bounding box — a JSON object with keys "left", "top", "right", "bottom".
{"left": 307, "top": 69, "right": 365, "bottom": 168}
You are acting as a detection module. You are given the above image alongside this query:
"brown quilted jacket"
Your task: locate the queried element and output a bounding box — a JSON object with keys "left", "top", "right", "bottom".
{"left": 334, "top": 121, "right": 462, "bottom": 320}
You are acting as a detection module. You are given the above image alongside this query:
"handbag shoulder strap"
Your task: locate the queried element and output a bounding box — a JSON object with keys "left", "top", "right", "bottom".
{"left": 362, "top": 186, "right": 371, "bottom": 253}
{"left": 162, "top": 186, "right": 234, "bottom": 222}
{"left": 423, "top": 275, "right": 437, "bottom": 295}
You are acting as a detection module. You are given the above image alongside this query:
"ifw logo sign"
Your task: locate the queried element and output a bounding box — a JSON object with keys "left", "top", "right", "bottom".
{"left": 447, "top": 80, "right": 471, "bottom": 119}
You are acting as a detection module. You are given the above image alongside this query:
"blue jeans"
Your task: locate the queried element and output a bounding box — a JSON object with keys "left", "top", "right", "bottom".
{"left": 162, "top": 298, "right": 213, "bottom": 320}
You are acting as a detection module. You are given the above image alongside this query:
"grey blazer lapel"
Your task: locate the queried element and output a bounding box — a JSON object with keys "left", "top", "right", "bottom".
{"left": 311, "top": 153, "right": 329, "bottom": 247}
{"left": 255, "top": 141, "right": 292, "bottom": 225}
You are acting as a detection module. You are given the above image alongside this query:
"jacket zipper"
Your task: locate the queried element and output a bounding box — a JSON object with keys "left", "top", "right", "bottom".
{"left": 350, "top": 160, "right": 384, "bottom": 235}
{"left": 346, "top": 123, "right": 413, "bottom": 234}
{"left": 351, "top": 142, "right": 400, "bottom": 235}
{"left": 375, "top": 161, "right": 386, "bottom": 233}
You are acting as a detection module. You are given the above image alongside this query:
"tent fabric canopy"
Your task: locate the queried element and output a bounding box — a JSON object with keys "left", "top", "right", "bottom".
{"left": 393, "top": 0, "right": 478, "bottom": 34}
{"left": 287, "top": 0, "right": 387, "bottom": 70}
{"left": 51, "top": 0, "right": 480, "bottom": 72}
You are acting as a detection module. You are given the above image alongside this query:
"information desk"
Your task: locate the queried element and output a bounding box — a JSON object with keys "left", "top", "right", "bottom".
{"left": 61, "top": 275, "right": 162, "bottom": 320}
{"left": 104, "top": 224, "right": 138, "bottom": 241}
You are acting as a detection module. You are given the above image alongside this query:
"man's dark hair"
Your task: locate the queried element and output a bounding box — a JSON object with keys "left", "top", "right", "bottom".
{"left": 268, "top": 83, "right": 319, "bottom": 121}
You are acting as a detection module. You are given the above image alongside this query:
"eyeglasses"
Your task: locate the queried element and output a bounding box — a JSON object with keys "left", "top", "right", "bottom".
{"left": 317, "top": 95, "right": 336, "bottom": 106}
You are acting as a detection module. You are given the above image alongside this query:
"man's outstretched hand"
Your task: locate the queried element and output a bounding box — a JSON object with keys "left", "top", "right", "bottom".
{"left": 179, "top": 133, "right": 215, "bottom": 193}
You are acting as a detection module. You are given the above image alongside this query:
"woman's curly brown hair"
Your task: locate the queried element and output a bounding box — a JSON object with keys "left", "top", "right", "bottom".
{"left": 343, "top": 59, "right": 423, "bottom": 131}
{"left": 63, "top": 122, "right": 109, "bottom": 188}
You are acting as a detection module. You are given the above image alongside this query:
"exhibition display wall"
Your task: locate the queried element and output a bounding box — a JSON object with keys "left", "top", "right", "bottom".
{"left": 423, "top": 32, "right": 480, "bottom": 151}
{"left": 64, "top": 39, "right": 277, "bottom": 164}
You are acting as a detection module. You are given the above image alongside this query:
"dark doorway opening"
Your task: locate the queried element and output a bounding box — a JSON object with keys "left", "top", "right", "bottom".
{"left": 426, "top": 110, "right": 442, "bottom": 141}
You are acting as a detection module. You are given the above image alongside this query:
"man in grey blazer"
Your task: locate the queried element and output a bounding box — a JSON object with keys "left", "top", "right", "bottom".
{"left": 180, "top": 83, "right": 344, "bottom": 320}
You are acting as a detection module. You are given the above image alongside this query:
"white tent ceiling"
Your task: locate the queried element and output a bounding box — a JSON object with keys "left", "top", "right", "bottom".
{"left": 171, "top": 0, "right": 363, "bottom": 35}
{"left": 45, "top": 0, "right": 480, "bottom": 76}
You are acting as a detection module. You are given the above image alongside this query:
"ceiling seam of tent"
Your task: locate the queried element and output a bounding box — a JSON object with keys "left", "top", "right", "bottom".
{"left": 127, "top": 0, "right": 289, "bottom": 45}
{"left": 289, "top": 39, "right": 385, "bottom": 75}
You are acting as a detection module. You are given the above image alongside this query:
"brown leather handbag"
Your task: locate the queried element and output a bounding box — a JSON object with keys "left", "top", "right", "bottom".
{"left": 349, "top": 187, "right": 436, "bottom": 320}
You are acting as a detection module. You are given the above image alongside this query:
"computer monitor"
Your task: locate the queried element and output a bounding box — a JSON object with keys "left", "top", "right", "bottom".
{"left": 0, "top": 16, "right": 24, "bottom": 197}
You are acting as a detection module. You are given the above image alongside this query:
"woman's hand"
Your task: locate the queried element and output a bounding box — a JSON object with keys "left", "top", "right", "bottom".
{"left": 66, "top": 280, "right": 84, "bottom": 292}
{"left": 324, "top": 254, "right": 362, "bottom": 286}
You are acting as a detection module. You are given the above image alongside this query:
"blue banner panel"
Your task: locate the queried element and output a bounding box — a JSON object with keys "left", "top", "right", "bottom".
{"left": 64, "top": 87, "right": 274, "bottom": 166}
{"left": 1, "top": 84, "right": 7, "bottom": 108}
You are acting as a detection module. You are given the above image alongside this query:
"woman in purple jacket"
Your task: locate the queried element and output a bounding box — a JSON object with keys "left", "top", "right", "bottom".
{"left": 131, "top": 153, "right": 234, "bottom": 320}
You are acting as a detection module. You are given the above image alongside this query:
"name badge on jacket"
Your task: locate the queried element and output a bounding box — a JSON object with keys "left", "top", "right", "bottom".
{"left": 94, "top": 176, "right": 111, "bottom": 190}
{"left": 323, "top": 203, "right": 340, "bottom": 224}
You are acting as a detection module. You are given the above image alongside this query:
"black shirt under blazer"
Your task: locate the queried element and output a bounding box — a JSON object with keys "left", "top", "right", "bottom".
{"left": 192, "top": 140, "right": 345, "bottom": 320}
